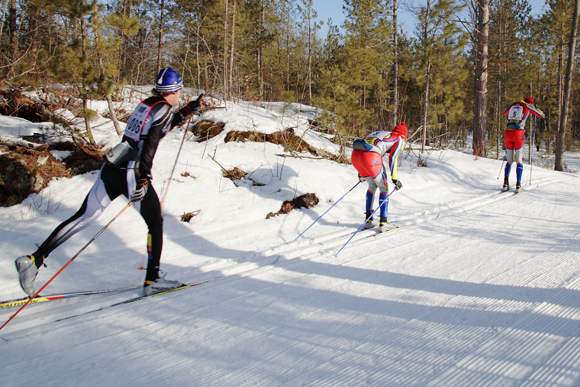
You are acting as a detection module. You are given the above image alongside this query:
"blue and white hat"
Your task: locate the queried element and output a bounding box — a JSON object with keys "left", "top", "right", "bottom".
{"left": 156, "top": 67, "right": 183, "bottom": 92}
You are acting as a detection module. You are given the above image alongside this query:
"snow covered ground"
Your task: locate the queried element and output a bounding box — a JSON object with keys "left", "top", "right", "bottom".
{"left": 2, "top": 95, "right": 580, "bottom": 386}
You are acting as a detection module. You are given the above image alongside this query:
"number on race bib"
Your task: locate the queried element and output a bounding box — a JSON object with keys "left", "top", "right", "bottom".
{"left": 124, "top": 102, "right": 151, "bottom": 141}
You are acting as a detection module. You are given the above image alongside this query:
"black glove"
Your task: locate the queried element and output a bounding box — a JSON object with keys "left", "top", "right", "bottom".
{"left": 393, "top": 179, "right": 403, "bottom": 190}
{"left": 179, "top": 93, "right": 204, "bottom": 117}
{"left": 357, "top": 173, "right": 365, "bottom": 182}
{"left": 130, "top": 178, "right": 149, "bottom": 202}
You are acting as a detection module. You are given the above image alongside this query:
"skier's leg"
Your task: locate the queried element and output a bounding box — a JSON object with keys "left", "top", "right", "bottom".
{"left": 504, "top": 130, "right": 515, "bottom": 190}
{"left": 362, "top": 176, "right": 378, "bottom": 228}
{"left": 371, "top": 167, "right": 389, "bottom": 228}
{"left": 135, "top": 187, "right": 164, "bottom": 283}
{"left": 138, "top": 186, "right": 180, "bottom": 295}
{"left": 32, "top": 169, "right": 114, "bottom": 267}
{"left": 515, "top": 147, "right": 524, "bottom": 188}
{"left": 513, "top": 129, "right": 525, "bottom": 189}
{"left": 16, "top": 168, "right": 116, "bottom": 296}
{"left": 364, "top": 178, "right": 378, "bottom": 214}
{"left": 353, "top": 150, "right": 382, "bottom": 224}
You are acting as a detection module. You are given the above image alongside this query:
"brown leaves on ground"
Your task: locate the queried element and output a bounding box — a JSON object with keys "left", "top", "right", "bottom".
{"left": 266, "top": 193, "right": 319, "bottom": 219}
{"left": 223, "top": 167, "right": 247, "bottom": 180}
{"left": 417, "top": 156, "right": 428, "bottom": 167}
{"left": 180, "top": 210, "right": 200, "bottom": 223}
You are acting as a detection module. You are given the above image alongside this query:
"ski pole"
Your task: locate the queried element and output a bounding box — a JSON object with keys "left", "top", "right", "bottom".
{"left": 336, "top": 187, "right": 397, "bottom": 256}
{"left": 530, "top": 116, "right": 537, "bottom": 185}
{"left": 294, "top": 181, "right": 361, "bottom": 242}
{"left": 0, "top": 201, "right": 134, "bottom": 332}
{"left": 497, "top": 149, "right": 507, "bottom": 179}
{"left": 160, "top": 116, "right": 193, "bottom": 208}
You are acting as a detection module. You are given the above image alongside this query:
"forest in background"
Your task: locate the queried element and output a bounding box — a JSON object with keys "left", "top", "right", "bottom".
{"left": 1, "top": 0, "right": 580, "bottom": 170}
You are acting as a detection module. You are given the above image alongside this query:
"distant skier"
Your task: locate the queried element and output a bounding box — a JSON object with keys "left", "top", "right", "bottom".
{"left": 351, "top": 122, "right": 407, "bottom": 231}
{"left": 503, "top": 97, "right": 545, "bottom": 193}
{"left": 15, "top": 67, "right": 202, "bottom": 297}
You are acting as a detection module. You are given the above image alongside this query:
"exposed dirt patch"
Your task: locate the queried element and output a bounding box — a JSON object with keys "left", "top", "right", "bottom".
{"left": 191, "top": 120, "right": 225, "bottom": 142}
{"left": 0, "top": 147, "right": 70, "bottom": 206}
{"left": 0, "top": 86, "right": 81, "bottom": 122}
{"left": 49, "top": 142, "right": 106, "bottom": 175}
{"left": 266, "top": 193, "right": 319, "bottom": 219}
{"left": 0, "top": 143, "right": 105, "bottom": 207}
{"left": 225, "top": 128, "right": 346, "bottom": 163}
{"left": 225, "top": 128, "right": 319, "bottom": 155}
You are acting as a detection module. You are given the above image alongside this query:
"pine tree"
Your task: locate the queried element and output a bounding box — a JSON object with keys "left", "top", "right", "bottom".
{"left": 411, "top": 0, "right": 467, "bottom": 152}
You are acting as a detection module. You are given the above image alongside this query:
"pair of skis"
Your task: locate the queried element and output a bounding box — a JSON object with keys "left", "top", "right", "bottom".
{"left": 0, "top": 285, "right": 142, "bottom": 310}
{"left": 0, "top": 275, "right": 226, "bottom": 311}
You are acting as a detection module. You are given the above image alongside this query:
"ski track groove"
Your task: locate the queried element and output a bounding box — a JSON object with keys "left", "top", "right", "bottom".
{"left": 273, "top": 175, "right": 580, "bottom": 386}
{"left": 422, "top": 270, "right": 580, "bottom": 386}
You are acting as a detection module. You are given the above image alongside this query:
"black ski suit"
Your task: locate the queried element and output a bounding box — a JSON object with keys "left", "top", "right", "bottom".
{"left": 32, "top": 96, "right": 187, "bottom": 282}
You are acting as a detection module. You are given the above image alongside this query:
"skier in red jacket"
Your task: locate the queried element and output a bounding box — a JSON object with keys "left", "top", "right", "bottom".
{"left": 503, "top": 97, "right": 545, "bottom": 193}
{"left": 351, "top": 122, "right": 407, "bottom": 232}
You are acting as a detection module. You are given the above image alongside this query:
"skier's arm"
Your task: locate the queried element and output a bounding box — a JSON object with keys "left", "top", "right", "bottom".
{"left": 388, "top": 138, "right": 405, "bottom": 181}
{"left": 170, "top": 93, "right": 204, "bottom": 129}
{"left": 138, "top": 106, "right": 172, "bottom": 180}
{"left": 528, "top": 104, "right": 545, "bottom": 119}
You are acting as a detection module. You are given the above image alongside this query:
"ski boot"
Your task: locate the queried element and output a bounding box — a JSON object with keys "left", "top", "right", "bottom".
{"left": 502, "top": 178, "right": 509, "bottom": 192}
{"left": 379, "top": 216, "right": 389, "bottom": 233}
{"left": 362, "top": 212, "right": 374, "bottom": 229}
{"left": 144, "top": 275, "right": 182, "bottom": 296}
{"left": 515, "top": 181, "right": 521, "bottom": 194}
{"left": 15, "top": 255, "right": 38, "bottom": 297}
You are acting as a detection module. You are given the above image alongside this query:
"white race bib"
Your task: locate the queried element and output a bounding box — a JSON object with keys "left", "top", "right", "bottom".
{"left": 508, "top": 105, "right": 524, "bottom": 121}
{"left": 124, "top": 103, "right": 150, "bottom": 142}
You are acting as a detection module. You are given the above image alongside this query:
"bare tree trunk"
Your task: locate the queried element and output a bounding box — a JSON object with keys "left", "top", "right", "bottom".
{"left": 80, "top": 17, "right": 95, "bottom": 145}
{"left": 528, "top": 82, "right": 532, "bottom": 162}
{"left": 556, "top": 34, "right": 564, "bottom": 166}
{"left": 106, "top": 95, "right": 123, "bottom": 136}
{"left": 546, "top": 102, "right": 551, "bottom": 153}
{"left": 8, "top": 0, "right": 16, "bottom": 57}
{"left": 392, "top": 0, "right": 399, "bottom": 128}
{"left": 0, "top": 0, "right": 9, "bottom": 45}
{"left": 119, "top": 0, "right": 129, "bottom": 79}
{"left": 555, "top": 0, "right": 580, "bottom": 171}
{"left": 286, "top": 31, "right": 290, "bottom": 91}
{"left": 229, "top": 0, "right": 236, "bottom": 100}
{"left": 258, "top": 5, "right": 265, "bottom": 99}
{"left": 307, "top": 5, "right": 312, "bottom": 102}
{"left": 223, "top": 0, "right": 229, "bottom": 100}
{"left": 196, "top": 24, "right": 201, "bottom": 90}
{"left": 496, "top": 13, "right": 503, "bottom": 159}
{"left": 472, "top": 0, "right": 489, "bottom": 157}
{"left": 157, "top": 0, "right": 165, "bottom": 74}
{"left": 422, "top": 61, "right": 431, "bottom": 153}
{"left": 496, "top": 79, "right": 500, "bottom": 157}
{"left": 96, "top": 24, "right": 123, "bottom": 137}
